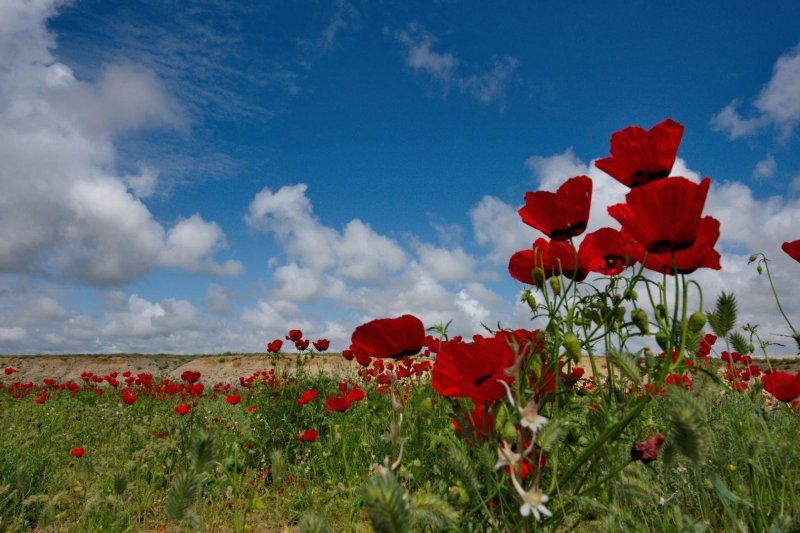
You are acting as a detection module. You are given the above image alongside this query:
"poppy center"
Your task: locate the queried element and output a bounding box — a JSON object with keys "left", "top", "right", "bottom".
{"left": 473, "top": 373, "right": 494, "bottom": 388}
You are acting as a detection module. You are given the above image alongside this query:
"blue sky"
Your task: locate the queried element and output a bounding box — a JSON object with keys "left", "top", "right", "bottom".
{"left": 2, "top": 0, "right": 800, "bottom": 354}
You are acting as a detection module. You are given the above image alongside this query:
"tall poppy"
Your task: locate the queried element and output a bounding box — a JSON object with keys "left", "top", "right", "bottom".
{"left": 595, "top": 119, "right": 684, "bottom": 188}
{"left": 350, "top": 315, "right": 425, "bottom": 359}
{"left": 624, "top": 217, "right": 721, "bottom": 275}
{"left": 432, "top": 333, "right": 516, "bottom": 403}
{"left": 782, "top": 240, "right": 800, "bottom": 264}
{"left": 518, "top": 176, "right": 592, "bottom": 241}
{"left": 266, "top": 339, "right": 283, "bottom": 353}
{"left": 608, "top": 177, "right": 710, "bottom": 254}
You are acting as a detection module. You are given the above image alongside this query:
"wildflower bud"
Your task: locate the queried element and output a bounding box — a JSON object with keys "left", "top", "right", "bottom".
{"left": 624, "top": 289, "right": 638, "bottom": 301}
{"left": 615, "top": 306, "right": 626, "bottom": 323}
{"left": 687, "top": 311, "right": 707, "bottom": 333}
{"left": 631, "top": 433, "right": 665, "bottom": 464}
{"left": 419, "top": 397, "right": 433, "bottom": 415}
{"left": 502, "top": 422, "right": 518, "bottom": 443}
{"left": 612, "top": 293, "right": 621, "bottom": 303}
{"left": 521, "top": 290, "right": 536, "bottom": 310}
{"left": 564, "top": 332, "right": 582, "bottom": 360}
{"left": 549, "top": 276, "right": 561, "bottom": 295}
{"left": 757, "top": 265, "right": 763, "bottom": 275}
{"left": 631, "top": 309, "right": 650, "bottom": 334}
{"left": 655, "top": 304, "right": 667, "bottom": 322}
{"left": 532, "top": 267, "right": 546, "bottom": 288}
{"left": 655, "top": 331, "right": 669, "bottom": 351}
{"left": 748, "top": 254, "right": 759, "bottom": 264}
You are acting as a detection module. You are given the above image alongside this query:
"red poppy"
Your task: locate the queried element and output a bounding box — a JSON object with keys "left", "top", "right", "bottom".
{"left": 175, "top": 404, "right": 192, "bottom": 416}
{"left": 297, "top": 429, "right": 319, "bottom": 442}
{"left": 325, "top": 394, "right": 351, "bottom": 413}
{"left": 313, "top": 339, "right": 330, "bottom": 351}
{"left": 70, "top": 447, "right": 85, "bottom": 458}
{"left": 266, "top": 339, "right": 283, "bottom": 353}
{"left": 296, "top": 388, "right": 318, "bottom": 405}
{"left": 518, "top": 175, "right": 592, "bottom": 241}
{"left": 432, "top": 333, "right": 516, "bottom": 403}
{"left": 350, "top": 315, "right": 425, "bottom": 359}
{"left": 295, "top": 339, "right": 310, "bottom": 351}
{"left": 761, "top": 371, "right": 800, "bottom": 402}
{"left": 247, "top": 405, "right": 257, "bottom": 413}
{"left": 595, "top": 119, "right": 684, "bottom": 188}
{"left": 782, "top": 240, "right": 800, "bottom": 263}
{"left": 631, "top": 433, "right": 666, "bottom": 464}
{"left": 608, "top": 177, "right": 711, "bottom": 254}
{"left": 121, "top": 391, "right": 138, "bottom": 405}
{"left": 226, "top": 394, "right": 241, "bottom": 405}
{"left": 180, "top": 370, "right": 201, "bottom": 384}
{"left": 341, "top": 348, "right": 355, "bottom": 361}
{"left": 509, "top": 238, "right": 583, "bottom": 284}
{"left": 286, "top": 329, "right": 303, "bottom": 342}
{"left": 578, "top": 227, "right": 632, "bottom": 276}
{"left": 452, "top": 402, "right": 494, "bottom": 439}
{"left": 4, "top": 367, "right": 17, "bottom": 375}
{"left": 624, "top": 217, "right": 721, "bottom": 275}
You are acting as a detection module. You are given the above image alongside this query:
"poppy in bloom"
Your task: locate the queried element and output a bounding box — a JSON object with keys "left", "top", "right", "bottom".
{"left": 518, "top": 176, "right": 592, "bottom": 241}
{"left": 4, "top": 367, "right": 17, "bottom": 375}
{"left": 577, "top": 227, "right": 632, "bottom": 276}
{"left": 121, "top": 392, "right": 138, "bottom": 405}
{"left": 782, "top": 240, "right": 800, "bottom": 264}
{"left": 175, "top": 404, "right": 192, "bottom": 416}
{"left": 325, "top": 394, "right": 351, "bottom": 413}
{"left": 432, "top": 332, "right": 516, "bottom": 404}
{"left": 595, "top": 119, "right": 684, "bottom": 188}
{"left": 608, "top": 177, "right": 711, "bottom": 254}
{"left": 266, "top": 339, "right": 283, "bottom": 353}
{"left": 761, "top": 371, "right": 800, "bottom": 402}
{"left": 341, "top": 348, "right": 355, "bottom": 361}
{"left": 226, "top": 394, "right": 241, "bottom": 405}
{"left": 295, "top": 339, "right": 310, "bottom": 351}
{"left": 296, "top": 388, "right": 318, "bottom": 405}
{"left": 247, "top": 405, "right": 257, "bottom": 413}
{"left": 452, "top": 402, "right": 494, "bottom": 439}
{"left": 70, "top": 447, "right": 85, "bottom": 458}
{"left": 286, "top": 329, "right": 303, "bottom": 342}
{"left": 180, "top": 370, "right": 201, "bottom": 384}
{"left": 297, "top": 429, "right": 319, "bottom": 442}
{"left": 624, "top": 217, "right": 721, "bottom": 275}
{"left": 313, "top": 339, "right": 330, "bottom": 351}
{"left": 509, "top": 238, "right": 582, "bottom": 285}
{"left": 631, "top": 433, "right": 666, "bottom": 464}
{"left": 350, "top": 314, "right": 425, "bottom": 359}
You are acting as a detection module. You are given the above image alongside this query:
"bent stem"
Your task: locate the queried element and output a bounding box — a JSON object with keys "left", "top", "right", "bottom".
{"left": 756, "top": 254, "right": 800, "bottom": 351}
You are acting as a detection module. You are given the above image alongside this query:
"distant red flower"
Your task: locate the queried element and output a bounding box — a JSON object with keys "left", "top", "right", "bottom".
{"left": 624, "top": 217, "right": 721, "bottom": 275}
{"left": 341, "top": 348, "right": 355, "bottom": 361}
{"left": 608, "top": 177, "right": 711, "bottom": 254}
{"left": 248, "top": 405, "right": 257, "bottom": 413}
{"left": 175, "top": 404, "right": 192, "bottom": 416}
{"left": 267, "top": 339, "right": 283, "bottom": 353}
{"left": 70, "top": 447, "right": 85, "bottom": 458}
{"left": 631, "top": 433, "right": 666, "bottom": 464}
{"left": 296, "top": 388, "right": 319, "bottom": 405}
{"left": 36, "top": 396, "right": 47, "bottom": 404}
{"left": 286, "top": 329, "right": 303, "bottom": 342}
{"left": 350, "top": 315, "right": 425, "bottom": 359}
{"left": 325, "top": 395, "right": 351, "bottom": 413}
{"left": 782, "top": 240, "right": 800, "bottom": 263}
{"left": 226, "top": 394, "right": 241, "bottom": 405}
{"left": 595, "top": 119, "right": 684, "bottom": 188}
{"left": 518, "top": 175, "right": 592, "bottom": 241}
{"left": 4, "top": 367, "right": 17, "bottom": 375}
{"left": 295, "top": 339, "right": 310, "bottom": 351}
{"left": 297, "top": 429, "right": 319, "bottom": 442}
{"left": 121, "top": 391, "right": 138, "bottom": 405}
{"left": 180, "top": 370, "right": 201, "bottom": 384}
{"left": 432, "top": 332, "right": 516, "bottom": 403}
{"left": 761, "top": 371, "right": 800, "bottom": 402}
{"left": 313, "top": 339, "right": 330, "bottom": 352}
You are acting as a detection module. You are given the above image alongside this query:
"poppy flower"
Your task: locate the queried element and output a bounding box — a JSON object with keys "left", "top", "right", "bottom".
{"left": 631, "top": 433, "right": 666, "bottom": 464}
{"left": 295, "top": 339, "right": 310, "bottom": 351}
{"left": 297, "top": 429, "right": 319, "bottom": 442}
{"left": 608, "top": 177, "right": 711, "bottom": 254}
{"left": 577, "top": 227, "right": 633, "bottom": 276}
{"left": 296, "top": 388, "right": 318, "bottom": 405}
{"left": 761, "top": 371, "right": 800, "bottom": 402}
{"left": 4, "top": 367, "right": 17, "bottom": 375}
{"left": 313, "top": 339, "right": 330, "bottom": 351}
{"left": 432, "top": 333, "right": 516, "bottom": 403}
{"left": 247, "top": 405, "right": 257, "bottom": 413}
{"left": 70, "top": 447, "right": 85, "bottom": 458}
{"left": 518, "top": 176, "right": 592, "bottom": 241}
{"left": 624, "top": 217, "right": 721, "bottom": 275}
{"left": 180, "top": 370, "right": 201, "bottom": 384}
{"left": 350, "top": 315, "right": 425, "bottom": 359}
{"left": 452, "top": 402, "right": 494, "bottom": 439}
{"left": 286, "top": 329, "right": 303, "bottom": 342}
{"left": 325, "top": 394, "right": 351, "bottom": 413}
{"left": 121, "top": 392, "right": 138, "bottom": 405}
{"left": 226, "top": 394, "right": 241, "bottom": 405}
{"left": 509, "top": 238, "right": 583, "bottom": 285}
{"left": 782, "top": 240, "right": 800, "bottom": 264}
{"left": 175, "top": 404, "right": 192, "bottom": 416}
{"left": 266, "top": 339, "right": 283, "bottom": 353}
{"left": 595, "top": 119, "right": 684, "bottom": 188}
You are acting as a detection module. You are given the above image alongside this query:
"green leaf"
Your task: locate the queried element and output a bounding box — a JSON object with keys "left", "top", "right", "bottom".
{"left": 708, "top": 291, "right": 737, "bottom": 339}
{"left": 362, "top": 471, "right": 410, "bottom": 533}
{"left": 165, "top": 471, "right": 199, "bottom": 522}
{"left": 190, "top": 433, "right": 215, "bottom": 474}
{"left": 607, "top": 349, "right": 641, "bottom": 385}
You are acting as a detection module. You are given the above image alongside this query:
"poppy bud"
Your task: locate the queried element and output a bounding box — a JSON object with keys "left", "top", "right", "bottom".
{"left": 549, "top": 276, "right": 561, "bottom": 295}
{"left": 521, "top": 290, "right": 537, "bottom": 310}
{"left": 655, "top": 304, "right": 667, "bottom": 322}
{"left": 624, "top": 289, "right": 638, "bottom": 301}
{"left": 532, "top": 267, "right": 546, "bottom": 288}
{"left": 419, "top": 397, "right": 433, "bottom": 414}
{"left": 631, "top": 433, "right": 665, "bottom": 464}
{"left": 655, "top": 331, "right": 669, "bottom": 351}
{"left": 502, "top": 422, "right": 518, "bottom": 442}
{"left": 748, "top": 254, "right": 759, "bottom": 264}
{"left": 615, "top": 306, "right": 626, "bottom": 323}
{"left": 757, "top": 265, "right": 763, "bottom": 275}
{"left": 631, "top": 309, "right": 650, "bottom": 334}
{"left": 688, "top": 312, "right": 707, "bottom": 333}
{"left": 564, "top": 332, "right": 581, "bottom": 360}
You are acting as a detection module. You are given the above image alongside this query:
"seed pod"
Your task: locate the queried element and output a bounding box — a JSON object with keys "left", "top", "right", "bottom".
{"left": 502, "top": 422, "right": 518, "bottom": 443}
{"left": 419, "top": 397, "right": 433, "bottom": 415}
{"left": 564, "top": 332, "right": 582, "bottom": 359}
{"left": 687, "top": 311, "right": 707, "bottom": 333}
{"left": 655, "top": 304, "right": 667, "bottom": 322}
{"left": 532, "top": 267, "right": 546, "bottom": 288}
{"left": 624, "top": 289, "right": 638, "bottom": 301}
{"left": 655, "top": 331, "right": 669, "bottom": 351}
{"left": 549, "top": 276, "right": 561, "bottom": 295}
{"left": 631, "top": 309, "right": 650, "bottom": 334}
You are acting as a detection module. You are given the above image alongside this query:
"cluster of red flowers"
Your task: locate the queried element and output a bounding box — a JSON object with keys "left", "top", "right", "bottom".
{"left": 266, "top": 329, "right": 330, "bottom": 354}
{"left": 325, "top": 381, "right": 366, "bottom": 413}
{"left": 510, "top": 119, "right": 721, "bottom": 285}
{"left": 721, "top": 351, "right": 761, "bottom": 392}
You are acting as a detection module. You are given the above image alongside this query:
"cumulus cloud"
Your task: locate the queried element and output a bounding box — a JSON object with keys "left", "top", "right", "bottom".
{"left": 712, "top": 42, "right": 800, "bottom": 139}
{"left": 0, "top": 1, "right": 240, "bottom": 284}
{"left": 752, "top": 153, "right": 777, "bottom": 180}
{"left": 394, "top": 23, "right": 519, "bottom": 107}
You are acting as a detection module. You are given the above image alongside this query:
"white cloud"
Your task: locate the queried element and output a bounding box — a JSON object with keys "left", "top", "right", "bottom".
{"left": 417, "top": 244, "right": 479, "bottom": 283}
{"left": 0, "top": 2, "right": 238, "bottom": 285}
{"left": 394, "top": 23, "right": 519, "bottom": 107}
{"left": 0, "top": 327, "right": 26, "bottom": 342}
{"left": 712, "top": 42, "right": 800, "bottom": 139}
{"left": 752, "top": 153, "right": 777, "bottom": 180}
{"left": 205, "top": 284, "right": 234, "bottom": 316}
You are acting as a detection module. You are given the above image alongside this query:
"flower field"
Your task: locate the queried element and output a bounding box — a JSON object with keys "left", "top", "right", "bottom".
{"left": 3, "top": 119, "right": 800, "bottom": 532}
